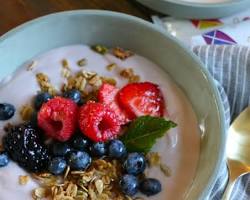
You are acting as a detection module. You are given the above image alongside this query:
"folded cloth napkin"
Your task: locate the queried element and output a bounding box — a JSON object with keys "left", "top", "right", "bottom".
{"left": 192, "top": 45, "right": 250, "bottom": 200}
{"left": 152, "top": 8, "right": 250, "bottom": 47}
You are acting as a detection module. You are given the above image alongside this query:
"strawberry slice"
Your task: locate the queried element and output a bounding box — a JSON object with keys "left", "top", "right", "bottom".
{"left": 98, "top": 83, "right": 130, "bottom": 125}
{"left": 117, "top": 82, "right": 165, "bottom": 119}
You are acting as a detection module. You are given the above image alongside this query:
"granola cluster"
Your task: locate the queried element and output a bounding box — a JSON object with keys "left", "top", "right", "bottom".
{"left": 32, "top": 159, "right": 142, "bottom": 200}
{"left": 36, "top": 73, "right": 57, "bottom": 96}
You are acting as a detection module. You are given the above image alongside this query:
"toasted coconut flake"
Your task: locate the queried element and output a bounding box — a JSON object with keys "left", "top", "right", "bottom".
{"left": 113, "top": 47, "right": 134, "bottom": 60}
{"left": 20, "top": 105, "right": 34, "bottom": 121}
{"left": 19, "top": 175, "right": 30, "bottom": 185}
{"left": 95, "top": 179, "right": 104, "bottom": 194}
{"left": 77, "top": 58, "right": 87, "bottom": 67}
{"left": 64, "top": 166, "right": 71, "bottom": 179}
{"left": 106, "top": 63, "right": 117, "bottom": 71}
{"left": 160, "top": 163, "right": 171, "bottom": 177}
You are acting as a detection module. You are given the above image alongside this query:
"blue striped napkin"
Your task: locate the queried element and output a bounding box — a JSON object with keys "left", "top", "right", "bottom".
{"left": 192, "top": 45, "right": 250, "bottom": 200}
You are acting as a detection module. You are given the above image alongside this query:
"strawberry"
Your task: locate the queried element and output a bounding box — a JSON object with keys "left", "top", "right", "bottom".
{"left": 117, "top": 82, "right": 165, "bottom": 119}
{"left": 38, "top": 97, "right": 78, "bottom": 142}
{"left": 79, "top": 101, "right": 121, "bottom": 142}
{"left": 98, "top": 83, "right": 129, "bottom": 125}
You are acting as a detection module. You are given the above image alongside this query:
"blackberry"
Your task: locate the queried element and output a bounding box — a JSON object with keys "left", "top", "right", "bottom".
{"left": 3, "top": 123, "right": 50, "bottom": 172}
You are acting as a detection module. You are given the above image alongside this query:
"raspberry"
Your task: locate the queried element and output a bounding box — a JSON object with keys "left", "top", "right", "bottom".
{"left": 79, "top": 101, "right": 121, "bottom": 142}
{"left": 117, "top": 82, "right": 165, "bottom": 120}
{"left": 98, "top": 83, "right": 129, "bottom": 125}
{"left": 3, "top": 123, "right": 50, "bottom": 172}
{"left": 37, "top": 97, "right": 78, "bottom": 142}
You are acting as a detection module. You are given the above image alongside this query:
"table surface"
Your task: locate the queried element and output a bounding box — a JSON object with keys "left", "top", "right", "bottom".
{"left": 0, "top": 0, "right": 159, "bottom": 36}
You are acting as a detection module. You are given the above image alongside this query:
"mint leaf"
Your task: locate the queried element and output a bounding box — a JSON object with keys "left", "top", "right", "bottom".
{"left": 121, "top": 116, "right": 177, "bottom": 153}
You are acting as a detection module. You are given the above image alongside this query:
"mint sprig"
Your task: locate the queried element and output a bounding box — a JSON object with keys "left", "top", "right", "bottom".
{"left": 121, "top": 116, "right": 177, "bottom": 153}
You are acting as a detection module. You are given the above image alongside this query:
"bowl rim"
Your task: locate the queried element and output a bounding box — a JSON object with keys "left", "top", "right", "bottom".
{"left": 0, "top": 10, "right": 226, "bottom": 199}
{"left": 155, "top": 0, "right": 248, "bottom": 7}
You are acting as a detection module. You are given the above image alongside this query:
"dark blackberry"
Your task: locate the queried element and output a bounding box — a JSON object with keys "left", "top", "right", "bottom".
{"left": 3, "top": 123, "right": 50, "bottom": 172}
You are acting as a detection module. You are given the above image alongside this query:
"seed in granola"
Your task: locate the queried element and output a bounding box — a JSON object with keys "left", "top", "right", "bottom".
{"left": 20, "top": 104, "right": 33, "bottom": 121}
{"left": 120, "top": 68, "right": 134, "bottom": 79}
{"left": 101, "top": 76, "right": 117, "bottom": 86}
{"left": 106, "top": 63, "right": 117, "bottom": 71}
{"left": 77, "top": 58, "right": 87, "bottom": 67}
{"left": 62, "top": 59, "right": 70, "bottom": 69}
{"left": 113, "top": 47, "right": 134, "bottom": 60}
{"left": 19, "top": 175, "right": 30, "bottom": 185}
{"left": 33, "top": 187, "right": 48, "bottom": 198}
{"left": 129, "top": 75, "right": 140, "bottom": 83}
{"left": 88, "top": 75, "right": 102, "bottom": 88}
{"left": 26, "top": 60, "right": 37, "bottom": 71}
{"left": 91, "top": 45, "right": 108, "bottom": 55}
{"left": 66, "top": 182, "right": 78, "bottom": 197}
{"left": 146, "top": 152, "right": 161, "bottom": 167}
{"left": 160, "top": 163, "right": 171, "bottom": 177}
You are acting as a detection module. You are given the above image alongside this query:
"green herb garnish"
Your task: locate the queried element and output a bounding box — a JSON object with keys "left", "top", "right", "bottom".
{"left": 121, "top": 116, "right": 177, "bottom": 153}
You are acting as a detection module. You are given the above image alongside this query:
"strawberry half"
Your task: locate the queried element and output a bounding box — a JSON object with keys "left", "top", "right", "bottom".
{"left": 37, "top": 97, "right": 78, "bottom": 142}
{"left": 117, "top": 82, "right": 165, "bottom": 120}
{"left": 79, "top": 101, "right": 121, "bottom": 142}
{"left": 98, "top": 83, "right": 129, "bottom": 125}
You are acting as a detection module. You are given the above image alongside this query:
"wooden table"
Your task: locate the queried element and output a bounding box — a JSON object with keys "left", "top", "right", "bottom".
{"left": 0, "top": 0, "right": 159, "bottom": 36}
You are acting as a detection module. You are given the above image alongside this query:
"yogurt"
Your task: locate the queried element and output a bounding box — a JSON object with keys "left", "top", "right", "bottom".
{"left": 0, "top": 45, "right": 200, "bottom": 200}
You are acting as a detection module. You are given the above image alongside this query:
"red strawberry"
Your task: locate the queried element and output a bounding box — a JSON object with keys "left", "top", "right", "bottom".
{"left": 38, "top": 97, "right": 78, "bottom": 142}
{"left": 98, "top": 83, "right": 129, "bottom": 125}
{"left": 117, "top": 82, "right": 165, "bottom": 119}
{"left": 79, "top": 101, "right": 121, "bottom": 142}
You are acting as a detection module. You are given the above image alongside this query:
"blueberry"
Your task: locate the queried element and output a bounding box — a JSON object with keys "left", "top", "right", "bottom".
{"left": 0, "top": 152, "right": 9, "bottom": 167}
{"left": 48, "top": 157, "right": 67, "bottom": 175}
{"left": 63, "top": 90, "right": 81, "bottom": 104}
{"left": 123, "top": 153, "right": 146, "bottom": 175}
{"left": 139, "top": 178, "right": 162, "bottom": 196}
{"left": 34, "top": 92, "right": 52, "bottom": 110}
{"left": 108, "top": 140, "right": 126, "bottom": 159}
{"left": 52, "top": 142, "right": 71, "bottom": 156}
{"left": 90, "top": 142, "right": 107, "bottom": 157}
{"left": 67, "top": 151, "right": 91, "bottom": 170}
{"left": 0, "top": 103, "right": 15, "bottom": 120}
{"left": 71, "top": 134, "right": 90, "bottom": 151}
{"left": 120, "top": 174, "right": 138, "bottom": 196}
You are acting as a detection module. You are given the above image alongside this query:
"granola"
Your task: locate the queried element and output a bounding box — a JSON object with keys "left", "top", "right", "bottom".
{"left": 113, "top": 47, "right": 134, "bottom": 60}
{"left": 33, "top": 159, "right": 130, "bottom": 200}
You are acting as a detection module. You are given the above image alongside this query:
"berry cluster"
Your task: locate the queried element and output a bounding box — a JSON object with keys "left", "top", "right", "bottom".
{"left": 1, "top": 81, "right": 165, "bottom": 197}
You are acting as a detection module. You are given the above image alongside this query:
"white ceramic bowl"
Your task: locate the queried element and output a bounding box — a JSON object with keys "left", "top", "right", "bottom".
{"left": 0, "top": 10, "right": 226, "bottom": 199}
{"left": 137, "top": 0, "right": 250, "bottom": 19}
